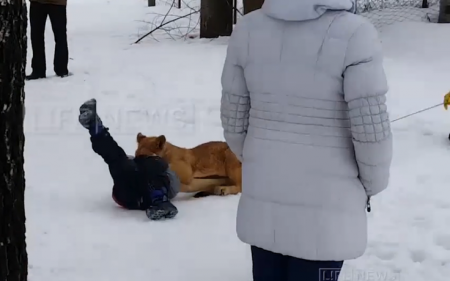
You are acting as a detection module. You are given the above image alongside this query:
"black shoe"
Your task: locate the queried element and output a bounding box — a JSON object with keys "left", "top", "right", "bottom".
{"left": 146, "top": 188, "right": 178, "bottom": 220}
{"left": 56, "top": 71, "right": 69, "bottom": 78}
{"left": 25, "top": 72, "right": 46, "bottom": 80}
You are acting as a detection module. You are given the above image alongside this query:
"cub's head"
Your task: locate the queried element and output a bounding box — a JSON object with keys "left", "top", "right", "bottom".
{"left": 135, "top": 133, "right": 166, "bottom": 157}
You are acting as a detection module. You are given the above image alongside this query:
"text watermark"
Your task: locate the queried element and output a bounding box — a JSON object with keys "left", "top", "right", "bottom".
{"left": 24, "top": 101, "right": 222, "bottom": 136}
{"left": 319, "top": 268, "right": 400, "bottom": 281}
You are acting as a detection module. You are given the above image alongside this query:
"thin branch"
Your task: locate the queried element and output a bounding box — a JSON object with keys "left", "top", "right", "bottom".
{"left": 133, "top": 0, "right": 243, "bottom": 43}
{"left": 133, "top": 9, "right": 200, "bottom": 44}
{"left": 159, "top": 0, "right": 175, "bottom": 29}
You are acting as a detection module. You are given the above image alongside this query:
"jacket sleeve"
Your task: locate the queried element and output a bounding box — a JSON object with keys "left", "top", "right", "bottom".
{"left": 343, "top": 21, "right": 393, "bottom": 197}
{"left": 220, "top": 23, "right": 249, "bottom": 162}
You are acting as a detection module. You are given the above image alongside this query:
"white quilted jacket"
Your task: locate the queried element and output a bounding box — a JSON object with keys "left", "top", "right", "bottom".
{"left": 220, "top": 0, "right": 393, "bottom": 261}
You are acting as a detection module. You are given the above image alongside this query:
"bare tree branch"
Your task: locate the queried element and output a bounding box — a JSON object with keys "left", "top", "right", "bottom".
{"left": 133, "top": 8, "right": 200, "bottom": 44}
{"left": 133, "top": 0, "right": 244, "bottom": 43}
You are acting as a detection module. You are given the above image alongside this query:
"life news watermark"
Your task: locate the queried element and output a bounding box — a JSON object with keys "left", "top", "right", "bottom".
{"left": 319, "top": 268, "right": 400, "bottom": 281}
{"left": 24, "top": 100, "right": 222, "bottom": 136}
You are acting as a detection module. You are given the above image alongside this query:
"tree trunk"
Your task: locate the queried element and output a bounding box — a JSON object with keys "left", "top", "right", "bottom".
{"left": 439, "top": 0, "right": 450, "bottom": 23}
{"left": 243, "top": 0, "right": 264, "bottom": 15}
{"left": 0, "top": 1, "right": 28, "bottom": 281}
{"left": 200, "top": 0, "right": 233, "bottom": 38}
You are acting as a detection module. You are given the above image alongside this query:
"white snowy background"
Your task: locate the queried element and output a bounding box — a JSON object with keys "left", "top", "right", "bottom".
{"left": 24, "top": 0, "right": 450, "bottom": 280}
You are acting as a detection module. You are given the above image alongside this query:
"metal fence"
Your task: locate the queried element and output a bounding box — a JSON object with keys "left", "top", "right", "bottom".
{"left": 355, "top": 0, "right": 441, "bottom": 29}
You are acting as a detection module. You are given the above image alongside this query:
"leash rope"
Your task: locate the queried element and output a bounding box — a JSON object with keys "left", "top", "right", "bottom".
{"left": 390, "top": 103, "right": 443, "bottom": 123}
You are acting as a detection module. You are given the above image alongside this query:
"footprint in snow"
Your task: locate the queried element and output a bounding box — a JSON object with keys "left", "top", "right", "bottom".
{"left": 422, "top": 129, "right": 433, "bottom": 136}
{"left": 409, "top": 249, "right": 427, "bottom": 263}
{"left": 411, "top": 216, "right": 432, "bottom": 229}
{"left": 434, "top": 233, "right": 450, "bottom": 250}
{"left": 375, "top": 250, "right": 397, "bottom": 261}
{"left": 436, "top": 201, "right": 450, "bottom": 209}
{"left": 416, "top": 174, "right": 430, "bottom": 184}
{"left": 371, "top": 242, "right": 399, "bottom": 261}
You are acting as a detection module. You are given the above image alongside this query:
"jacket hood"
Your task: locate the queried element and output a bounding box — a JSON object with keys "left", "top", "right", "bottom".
{"left": 261, "top": 0, "right": 356, "bottom": 21}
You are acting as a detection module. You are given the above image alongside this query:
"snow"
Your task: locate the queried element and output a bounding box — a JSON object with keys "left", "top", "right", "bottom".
{"left": 23, "top": 0, "right": 450, "bottom": 280}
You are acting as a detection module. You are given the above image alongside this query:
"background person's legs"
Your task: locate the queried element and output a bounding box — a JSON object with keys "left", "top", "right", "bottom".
{"left": 28, "top": 1, "right": 48, "bottom": 79}
{"left": 48, "top": 4, "right": 69, "bottom": 76}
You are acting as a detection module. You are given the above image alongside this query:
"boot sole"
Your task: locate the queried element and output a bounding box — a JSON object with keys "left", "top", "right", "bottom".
{"left": 146, "top": 208, "right": 178, "bottom": 220}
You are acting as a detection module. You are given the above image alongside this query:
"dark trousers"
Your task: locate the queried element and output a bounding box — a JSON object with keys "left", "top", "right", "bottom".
{"left": 251, "top": 246, "right": 344, "bottom": 281}
{"left": 30, "top": 1, "right": 69, "bottom": 75}
{"left": 90, "top": 130, "right": 144, "bottom": 210}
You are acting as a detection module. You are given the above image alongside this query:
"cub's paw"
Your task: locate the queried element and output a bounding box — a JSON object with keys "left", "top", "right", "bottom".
{"left": 214, "top": 186, "right": 231, "bottom": 196}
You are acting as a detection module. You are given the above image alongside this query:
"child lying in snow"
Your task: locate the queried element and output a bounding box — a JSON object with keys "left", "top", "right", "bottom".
{"left": 78, "top": 99, "right": 179, "bottom": 220}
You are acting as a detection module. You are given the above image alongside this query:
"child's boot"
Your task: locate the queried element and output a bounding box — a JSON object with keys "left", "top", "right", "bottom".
{"left": 78, "top": 98, "right": 105, "bottom": 135}
{"left": 146, "top": 187, "right": 178, "bottom": 220}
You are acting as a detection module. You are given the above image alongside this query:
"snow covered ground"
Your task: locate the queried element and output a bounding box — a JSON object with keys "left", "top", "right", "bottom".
{"left": 24, "top": 0, "right": 450, "bottom": 280}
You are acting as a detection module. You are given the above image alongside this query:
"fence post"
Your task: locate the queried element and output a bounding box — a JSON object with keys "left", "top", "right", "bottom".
{"left": 148, "top": 0, "right": 156, "bottom": 7}
{"left": 439, "top": 0, "right": 450, "bottom": 23}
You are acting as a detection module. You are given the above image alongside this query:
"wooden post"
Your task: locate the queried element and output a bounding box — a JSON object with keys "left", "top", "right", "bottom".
{"left": 243, "top": 0, "right": 264, "bottom": 15}
{"left": 200, "top": 0, "right": 233, "bottom": 38}
{"left": 439, "top": 0, "right": 450, "bottom": 23}
{"left": 148, "top": 0, "right": 156, "bottom": 7}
